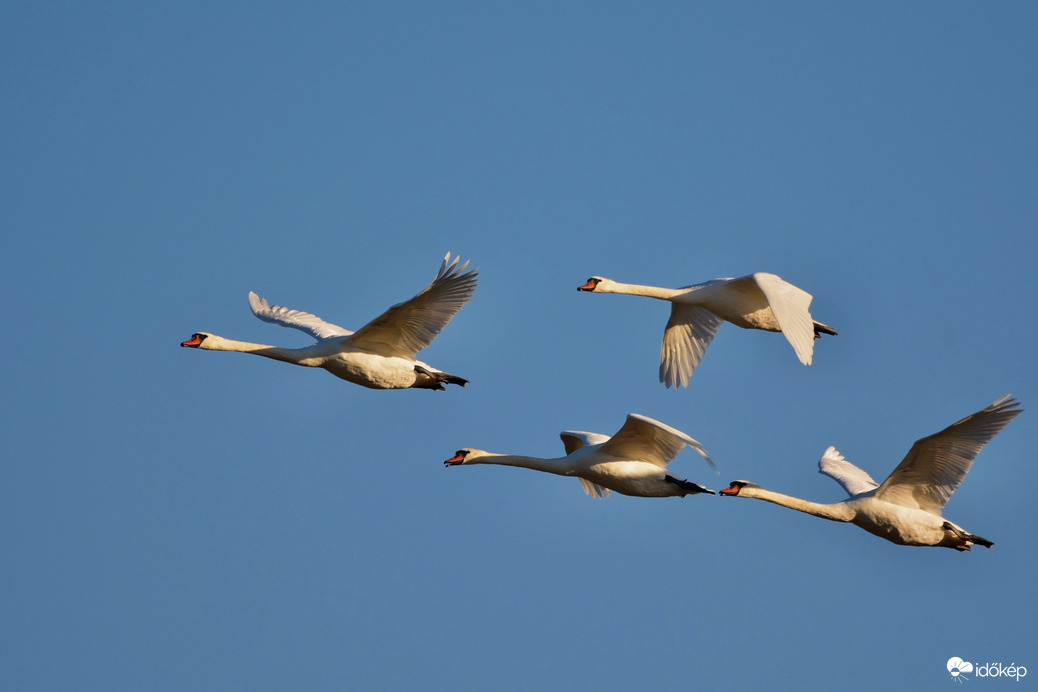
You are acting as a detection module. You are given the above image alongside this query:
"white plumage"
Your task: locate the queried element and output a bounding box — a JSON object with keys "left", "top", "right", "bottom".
{"left": 578, "top": 272, "right": 836, "bottom": 387}
{"left": 181, "top": 253, "right": 478, "bottom": 390}
{"left": 720, "top": 395, "right": 1022, "bottom": 551}
{"left": 445, "top": 413, "right": 717, "bottom": 498}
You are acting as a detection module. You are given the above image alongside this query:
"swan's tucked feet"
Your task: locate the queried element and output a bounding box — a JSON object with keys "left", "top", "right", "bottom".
{"left": 813, "top": 321, "right": 838, "bottom": 338}
{"left": 665, "top": 475, "right": 714, "bottom": 495}
{"left": 414, "top": 365, "right": 468, "bottom": 390}
{"left": 943, "top": 521, "right": 993, "bottom": 551}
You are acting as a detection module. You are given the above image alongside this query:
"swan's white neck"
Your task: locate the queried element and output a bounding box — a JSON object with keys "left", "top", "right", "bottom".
{"left": 739, "top": 486, "right": 855, "bottom": 523}
{"left": 466, "top": 452, "right": 574, "bottom": 476}
{"left": 593, "top": 279, "right": 684, "bottom": 301}
{"left": 198, "top": 334, "right": 305, "bottom": 365}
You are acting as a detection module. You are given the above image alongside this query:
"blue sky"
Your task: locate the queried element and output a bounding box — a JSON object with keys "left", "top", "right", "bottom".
{"left": 2, "top": 3, "right": 1035, "bottom": 690}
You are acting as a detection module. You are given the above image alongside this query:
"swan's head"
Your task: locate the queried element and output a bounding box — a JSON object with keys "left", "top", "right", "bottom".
{"left": 719, "top": 480, "right": 758, "bottom": 497}
{"left": 577, "top": 276, "right": 607, "bottom": 292}
{"left": 181, "top": 332, "right": 213, "bottom": 348}
{"left": 444, "top": 448, "right": 483, "bottom": 466}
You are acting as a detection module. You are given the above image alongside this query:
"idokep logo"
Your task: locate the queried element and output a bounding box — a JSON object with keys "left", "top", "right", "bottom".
{"left": 948, "top": 658, "right": 974, "bottom": 682}
{"left": 947, "top": 657, "right": 1028, "bottom": 683}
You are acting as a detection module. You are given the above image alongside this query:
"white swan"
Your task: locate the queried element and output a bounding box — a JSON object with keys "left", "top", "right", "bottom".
{"left": 444, "top": 413, "right": 718, "bottom": 498}
{"left": 719, "top": 395, "right": 1022, "bottom": 551}
{"left": 181, "top": 253, "right": 478, "bottom": 390}
{"left": 577, "top": 273, "right": 837, "bottom": 387}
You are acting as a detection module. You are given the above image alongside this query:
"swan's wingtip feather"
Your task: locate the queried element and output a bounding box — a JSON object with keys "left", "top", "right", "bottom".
{"left": 819, "top": 445, "right": 844, "bottom": 467}
{"left": 694, "top": 443, "right": 719, "bottom": 474}
{"left": 247, "top": 291, "right": 268, "bottom": 313}
{"left": 437, "top": 252, "right": 458, "bottom": 279}
{"left": 658, "top": 368, "right": 688, "bottom": 389}
{"left": 990, "top": 393, "right": 1022, "bottom": 412}
{"left": 437, "top": 251, "right": 479, "bottom": 281}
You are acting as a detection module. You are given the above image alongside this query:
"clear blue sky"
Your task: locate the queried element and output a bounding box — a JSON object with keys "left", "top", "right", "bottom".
{"left": 2, "top": 3, "right": 1035, "bottom": 690}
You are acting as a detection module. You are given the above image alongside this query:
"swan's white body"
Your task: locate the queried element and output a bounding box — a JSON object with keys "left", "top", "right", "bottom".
{"left": 181, "top": 253, "right": 478, "bottom": 390}
{"left": 720, "top": 395, "right": 1022, "bottom": 551}
{"left": 577, "top": 273, "right": 836, "bottom": 387}
{"left": 445, "top": 413, "right": 718, "bottom": 498}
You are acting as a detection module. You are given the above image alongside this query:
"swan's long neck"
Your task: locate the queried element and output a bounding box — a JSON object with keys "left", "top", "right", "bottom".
{"left": 467, "top": 452, "right": 573, "bottom": 476}
{"left": 596, "top": 279, "right": 684, "bottom": 301}
{"left": 740, "top": 486, "right": 855, "bottom": 523}
{"left": 200, "top": 335, "right": 306, "bottom": 365}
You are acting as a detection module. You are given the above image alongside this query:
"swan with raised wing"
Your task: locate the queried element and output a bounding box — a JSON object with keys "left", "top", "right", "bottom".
{"left": 181, "top": 253, "right": 477, "bottom": 390}
{"left": 445, "top": 413, "right": 717, "bottom": 498}
{"left": 577, "top": 272, "right": 836, "bottom": 387}
{"left": 719, "top": 395, "right": 1022, "bottom": 550}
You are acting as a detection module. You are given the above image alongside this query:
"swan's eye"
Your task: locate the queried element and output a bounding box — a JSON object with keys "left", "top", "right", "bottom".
{"left": 454, "top": 450, "right": 466, "bottom": 457}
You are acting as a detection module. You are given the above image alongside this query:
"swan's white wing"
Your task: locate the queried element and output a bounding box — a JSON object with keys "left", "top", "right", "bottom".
{"left": 347, "top": 253, "right": 478, "bottom": 358}
{"left": 560, "top": 431, "right": 611, "bottom": 456}
{"left": 248, "top": 291, "right": 353, "bottom": 340}
{"left": 818, "top": 446, "right": 879, "bottom": 497}
{"left": 599, "top": 413, "right": 717, "bottom": 473}
{"left": 875, "top": 395, "right": 1022, "bottom": 514}
{"left": 659, "top": 304, "right": 724, "bottom": 388}
{"left": 751, "top": 272, "right": 815, "bottom": 365}
{"left": 578, "top": 477, "right": 611, "bottom": 499}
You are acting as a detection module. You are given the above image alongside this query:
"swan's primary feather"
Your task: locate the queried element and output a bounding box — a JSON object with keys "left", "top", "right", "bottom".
{"left": 579, "top": 477, "right": 610, "bottom": 499}
{"left": 874, "top": 395, "right": 1022, "bottom": 514}
{"left": 600, "top": 413, "right": 716, "bottom": 473}
{"left": 818, "top": 446, "right": 879, "bottom": 497}
{"left": 248, "top": 291, "right": 353, "bottom": 340}
{"left": 347, "top": 252, "right": 478, "bottom": 358}
{"left": 750, "top": 272, "right": 815, "bottom": 365}
{"left": 659, "top": 304, "right": 724, "bottom": 389}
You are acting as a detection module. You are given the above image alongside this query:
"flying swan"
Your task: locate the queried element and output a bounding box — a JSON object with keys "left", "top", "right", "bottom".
{"left": 181, "top": 253, "right": 478, "bottom": 390}
{"left": 445, "top": 413, "right": 718, "bottom": 498}
{"left": 719, "top": 395, "right": 1022, "bottom": 550}
{"left": 577, "top": 273, "right": 837, "bottom": 387}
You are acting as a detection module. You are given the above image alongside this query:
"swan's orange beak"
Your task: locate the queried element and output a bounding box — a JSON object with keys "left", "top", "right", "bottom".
{"left": 719, "top": 484, "right": 741, "bottom": 496}
{"left": 181, "top": 335, "right": 202, "bottom": 347}
{"left": 444, "top": 453, "right": 465, "bottom": 467}
{"left": 577, "top": 280, "right": 596, "bottom": 291}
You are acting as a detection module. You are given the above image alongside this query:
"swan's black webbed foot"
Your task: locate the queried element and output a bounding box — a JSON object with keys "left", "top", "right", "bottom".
{"left": 665, "top": 475, "right": 714, "bottom": 496}
{"left": 943, "top": 520, "right": 993, "bottom": 550}
{"left": 414, "top": 365, "right": 467, "bottom": 390}
{"left": 442, "top": 374, "right": 468, "bottom": 387}
{"left": 813, "top": 321, "right": 838, "bottom": 338}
